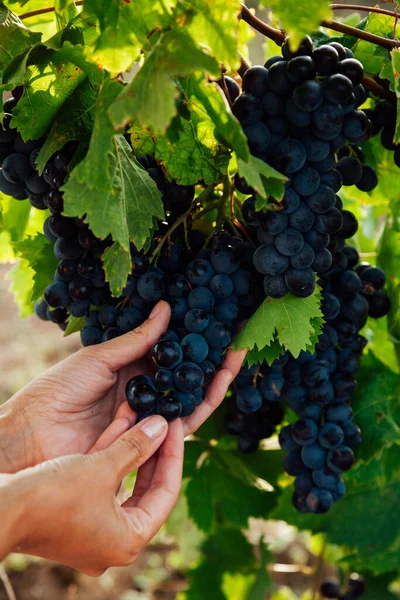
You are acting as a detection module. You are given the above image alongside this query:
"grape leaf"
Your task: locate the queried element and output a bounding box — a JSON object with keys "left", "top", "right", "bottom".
{"left": 102, "top": 242, "right": 131, "bottom": 297}
{"left": 0, "top": 2, "right": 41, "bottom": 76}
{"left": 54, "top": 40, "right": 104, "bottom": 86}
{"left": 7, "top": 259, "right": 34, "bottom": 317}
{"left": 13, "top": 234, "right": 58, "bottom": 306}
{"left": 272, "top": 445, "right": 400, "bottom": 575}
{"left": 35, "top": 78, "right": 97, "bottom": 173}
{"left": 245, "top": 336, "right": 286, "bottom": 367}
{"left": 181, "top": 0, "right": 242, "bottom": 70}
{"left": 390, "top": 49, "right": 400, "bottom": 144}
{"left": 54, "top": 0, "right": 78, "bottom": 30}
{"left": 62, "top": 80, "right": 164, "bottom": 252}
{"left": 352, "top": 351, "right": 400, "bottom": 464}
{"left": 64, "top": 315, "right": 85, "bottom": 336}
{"left": 11, "top": 49, "right": 86, "bottom": 141}
{"left": 232, "top": 288, "right": 323, "bottom": 359}
{"left": 247, "top": 543, "right": 272, "bottom": 600}
{"left": 361, "top": 573, "right": 397, "bottom": 600}
{"left": 261, "top": 0, "right": 332, "bottom": 50}
{"left": 109, "top": 29, "right": 219, "bottom": 133}
{"left": 0, "top": 193, "right": 31, "bottom": 242}
{"left": 238, "top": 155, "right": 287, "bottom": 200}
{"left": 354, "top": 12, "right": 394, "bottom": 79}
{"left": 84, "top": 0, "right": 174, "bottom": 75}
{"left": 185, "top": 444, "right": 278, "bottom": 533}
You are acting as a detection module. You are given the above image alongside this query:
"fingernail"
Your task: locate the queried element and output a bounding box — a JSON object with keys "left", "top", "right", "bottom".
{"left": 149, "top": 301, "right": 166, "bottom": 320}
{"left": 140, "top": 415, "right": 168, "bottom": 438}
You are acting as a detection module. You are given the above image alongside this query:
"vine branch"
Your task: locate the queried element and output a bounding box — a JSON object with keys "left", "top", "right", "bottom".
{"left": 330, "top": 4, "right": 398, "bottom": 18}
{"left": 240, "top": 4, "right": 400, "bottom": 50}
{"left": 20, "top": 0, "right": 83, "bottom": 20}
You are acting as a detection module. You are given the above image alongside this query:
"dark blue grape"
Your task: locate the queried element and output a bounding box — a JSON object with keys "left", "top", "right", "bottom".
{"left": 102, "top": 327, "right": 123, "bottom": 342}
{"left": 215, "top": 302, "right": 239, "bottom": 324}
{"left": 44, "top": 282, "right": 70, "bottom": 308}
{"left": 290, "top": 243, "right": 315, "bottom": 268}
{"left": 267, "top": 60, "right": 292, "bottom": 94}
{"left": 117, "top": 307, "right": 144, "bottom": 332}
{"left": 232, "top": 93, "right": 263, "bottom": 124}
{"left": 243, "top": 122, "right": 271, "bottom": 153}
{"left": 209, "top": 274, "right": 233, "bottom": 299}
{"left": 181, "top": 333, "right": 209, "bottom": 363}
{"left": 253, "top": 245, "right": 289, "bottom": 275}
{"left": 155, "top": 368, "right": 174, "bottom": 391}
{"left": 199, "top": 360, "right": 215, "bottom": 384}
{"left": 285, "top": 267, "right": 316, "bottom": 297}
{"left": 156, "top": 397, "right": 182, "bottom": 421}
{"left": 152, "top": 340, "right": 183, "bottom": 369}
{"left": 211, "top": 247, "right": 240, "bottom": 275}
{"left": 263, "top": 274, "right": 288, "bottom": 298}
{"left": 188, "top": 287, "right": 215, "bottom": 312}
{"left": 174, "top": 362, "right": 204, "bottom": 392}
{"left": 291, "top": 167, "right": 320, "bottom": 196}
{"left": 327, "top": 445, "right": 354, "bottom": 473}
{"left": 275, "top": 138, "right": 307, "bottom": 174}
{"left": 293, "top": 80, "right": 323, "bottom": 112}
{"left": 301, "top": 443, "right": 327, "bottom": 469}
{"left": 173, "top": 391, "right": 196, "bottom": 417}
{"left": 306, "top": 488, "right": 333, "bottom": 513}
{"left": 301, "top": 134, "right": 330, "bottom": 163}
{"left": 323, "top": 73, "right": 353, "bottom": 104}
{"left": 81, "top": 326, "right": 103, "bottom": 346}
{"left": 204, "top": 321, "right": 231, "bottom": 349}
{"left": 137, "top": 271, "right": 165, "bottom": 302}
{"left": 291, "top": 419, "right": 318, "bottom": 446}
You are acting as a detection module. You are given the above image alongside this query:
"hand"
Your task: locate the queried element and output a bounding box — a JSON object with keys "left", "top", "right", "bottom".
{"left": 5, "top": 415, "right": 184, "bottom": 575}
{"left": 0, "top": 300, "right": 246, "bottom": 473}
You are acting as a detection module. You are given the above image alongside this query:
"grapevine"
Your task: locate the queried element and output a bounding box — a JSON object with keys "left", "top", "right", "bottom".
{"left": 1, "top": 0, "right": 400, "bottom": 598}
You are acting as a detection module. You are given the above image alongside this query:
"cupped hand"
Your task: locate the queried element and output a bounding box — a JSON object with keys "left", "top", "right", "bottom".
{"left": 0, "top": 301, "right": 246, "bottom": 473}
{"left": 6, "top": 415, "right": 184, "bottom": 575}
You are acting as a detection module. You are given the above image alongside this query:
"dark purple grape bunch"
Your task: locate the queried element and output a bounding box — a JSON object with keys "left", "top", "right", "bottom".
{"left": 234, "top": 37, "right": 374, "bottom": 299}
{"left": 124, "top": 233, "right": 259, "bottom": 421}
{"left": 367, "top": 98, "right": 400, "bottom": 169}
{"left": 321, "top": 573, "right": 365, "bottom": 599}
{"left": 225, "top": 358, "right": 286, "bottom": 453}
{"left": 279, "top": 247, "right": 390, "bottom": 514}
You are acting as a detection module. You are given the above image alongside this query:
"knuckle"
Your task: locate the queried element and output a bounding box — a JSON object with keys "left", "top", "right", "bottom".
{"left": 129, "top": 509, "right": 151, "bottom": 547}
{"left": 119, "top": 436, "right": 146, "bottom": 463}
{"left": 129, "top": 323, "right": 150, "bottom": 343}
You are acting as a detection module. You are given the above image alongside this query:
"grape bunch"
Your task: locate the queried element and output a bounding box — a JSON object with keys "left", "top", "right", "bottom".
{"left": 124, "top": 233, "right": 259, "bottom": 420}
{"left": 336, "top": 144, "right": 378, "bottom": 191}
{"left": 233, "top": 37, "right": 374, "bottom": 299}
{"left": 225, "top": 359, "right": 286, "bottom": 453}
{"left": 279, "top": 250, "right": 391, "bottom": 514}
{"left": 368, "top": 98, "right": 400, "bottom": 168}
{"left": 321, "top": 573, "right": 365, "bottom": 599}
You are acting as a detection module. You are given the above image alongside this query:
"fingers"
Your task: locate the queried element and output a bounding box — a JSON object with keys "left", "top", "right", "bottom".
{"left": 182, "top": 347, "right": 247, "bottom": 436}
{"left": 88, "top": 417, "right": 134, "bottom": 454}
{"left": 85, "top": 301, "right": 171, "bottom": 373}
{"left": 122, "top": 419, "right": 184, "bottom": 541}
{"left": 100, "top": 415, "right": 168, "bottom": 480}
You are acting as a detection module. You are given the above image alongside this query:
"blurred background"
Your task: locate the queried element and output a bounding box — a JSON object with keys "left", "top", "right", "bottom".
{"left": 0, "top": 0, "right": 391, "bottom": 599}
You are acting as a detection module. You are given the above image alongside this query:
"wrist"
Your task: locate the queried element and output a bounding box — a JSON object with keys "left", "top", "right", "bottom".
{"left": 0, "top": 473, "right": 26, "bottom": 558}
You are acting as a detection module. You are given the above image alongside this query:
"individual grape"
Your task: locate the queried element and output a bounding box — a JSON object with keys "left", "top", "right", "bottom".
{"left": 68, "top": 278, "right": 92, "bottom": 302}
{"left": 291, "top": 419, "right": 318, "bottom": 446}
{"left": 117, "top": 307, "right": 144, "bottom": 332}
{"left": 173, "top": 391, "right": 196, "bottom": 416}
{"left": 301, "top": 443, "right": 326, "bottom": 469}
{"left": 342, "top": 110, "right": 369, "bottom": 140}
{"left": 0, "top": 170, "right": 25, "bottom": 197}
{"left": 253, "top": 245, "right": 289, "bottom": 275}
{"left": 290, "top": 243, "right": 315, "bottom": 269}
{"left": 291, "top": 167, "right": 320, "bottom": 196}
{"left": 367, "top": 290, "right": 391, "bottom": 318}
{"left": 286, "top": 55, "right": 316, "bottom": 83}
{"left": 207, "top": 347, "right": 224, "bottom": 365}
{"left": 260, "top": 211, "right": 289, "bottom": 235}
{"left": 313, "top": 102, "right": 344, "bottom": 136}
{"left": 314, "top": 208, "right": 343, "bottom": 235}
{"left": 338, "top": 270, "right": 361, "bottom": 298}
{"left": 98, "top": 306, "right": 118, "bottom": 327}
{"left": 242, "top": 65, "right": 269, "bottom": 97}
{"left": 286, "top": 97, "right": 312, "bottom": 127}
{"left": 262, "top": 91, "right": 285, "bottom": 116}
{"left": 327, "top": 445, "right": 354, "bottom": 473}
{"left": 360, "top": 266, "right": 385, "bottom": 290}
{"left": 304, "top": 229, "right": 330, "bottom": 252}
{"left": 188, "top": 287, "right": 215, "bottom": 312}
{"left": 342, "top": 245, "right": 359, "bottom": 268}
{"left": 44, "top": 282, "right": 70, "bottom": 308}
{"left": 86, "top": 311, "right": 101, "bottom": 328}
{"left": 279, "top": 425, "right": 299, "bottom": 452}
{"left": 305, "top": 185, "right": 336, "bottom": 214}
{"left": 131, "top": 253, "right": 150, "bottom": 275}
{"left": 288, "top": 202, "right": 315, "bottom": 232}
{"left": 275, "top": 229, "right": 304, "bottom": 256}
{"left": 356, "top": 165, "right": 378, "bottom": 192}
{"left": 49, "top": 214, "right": 78, "bottom": 238}
{"left": 211, "top": 247, "right": 240, "bottom": 275}
{"left": 236, "top": 386, "right": 263, "bottom": 413}
{"left": 313, "top": 152, "right": 336, "bottom": 174}
{"left": 54, "top": 236, "right": 84, "bottom": 260}
{"left": 337, "top": 156, "right": 363, "bottom": 186}
{"left": 215, "top": 302, "right": 239, "bottom": 323}
{"left": 220, "top": 76, "right": 240, "bottom": 102}
{"left": 209, "top": 274, "right": 234, "bottom": 299}
{"left": 137, "top": 271, "right": 165, "bottom": 302}
{"left": 319, "top": 423, "right": 344, "bottom": 450}
{"left": 283, "top": 451, "right": 309, "bottom": 476}
{"left": 264, "top": 55, "right": 284, "bottom": 68}
{"left": 301, "top": 134, "right": 330, "bottom": 163}
{"left": 267, "top": 60, "right": 292, "bottom": 94}
{"left": 204, "top": 321, "right": 231, "bottom": 349}
{"left": 81, "top": 327, "right": 103, "bottom": 346}
{"left": 34, "top": 298, "right": 50, "bottom": 321}
{"left": 293, "top": 80, "right": 323, "bottom": 112}
{"left": 319, "top": 169, "right": 343, "bottom": 193}
{"left": 323, "top": 73, "right": 353, "bottom": 104}
{"left": 155, "top": 397, "right": 182, "bottom": 421}
{"left": 232, "top": 93, "right": 263, "bottom": 124}
{"left": 126, "top": 379, "right": 157, "bottom": 412}
{"left": 348, "top": 574, "right": 365, "bottom": 596}
{"left": 274, "top": 138, "right": 307, "bottom": 174}
{"left": 338, "top": 58, "right": 364, "bottom": 86}
{"left": 313, "top": 44, "right": 339, "bottom": 75}
{"left": 199, "top": 360, "right": 215, "bottom": 384}
{"left": 285, "top": 267, "right": 316, "bottom": 297}
{"left": 184, "top": 309, "right": 209, "bottom": 333}
{"left": 152, "top": 340, "right": 183, "bottom": 369}
{"left": 263, "top": 274, "right": 289, "bottom": 298}
{"left": 181, "top": 334, "right": 209, "bottom": 363}
{"left": 243, "top": 122, "right": 271, "bottom": 153}
{"left": 325, "top": 404, "right": 353, "bottom": 424}
{"left": 174, "top": 362, "right": 204, "bottom": 392}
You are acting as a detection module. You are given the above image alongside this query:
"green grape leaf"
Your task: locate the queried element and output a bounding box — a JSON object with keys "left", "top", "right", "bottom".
{"left": 261, "top": 0, "right": 332, "bottom": 50}
{"left": 102, "top": 242, "right": 131, "bottom": 297}
{"left": 64, "top": 315, "right": 85, "bottom": 336}
{"left": 245, "top": 336, "right": 286, "bottom": 367}
{"left": 232, "top": 288, "right": 323, "bottom": 359}
{"left": 62, "top": 80, "right": 164, "bottom": 252}
{"left": 361, "top": 573, "right": 397, "bottom": 600}
{"left": 109, "top": 29, "right": 219, "bottom": 133}
{"left": 54, "top": 40, "right": 104, "bottom": 86}
{"left": 54, "top": 0, "right": 78, "bottom": 30}
{"left": 272, "top": 445, "right": 400, "bottom": 575}
{"left": 354, "top": 12, "right": 394, "bottom": 80}
{"left": 247, "top": 543, "right": 272, "bottom": 600}
{"left": 0, "top": 193, "right": 31, "bottom": 243}
{"left": 182, "top": 0, "right": 242, "bottom": 69}
{"left": 0, "top": 2, "right": 41, "bottom": 76}
{"left": 84, "top": 0, "right": 174, "bottom": 75}
{"left": 186, "top": 559, "right": 226, "bottom": 600}
{"left": 238, "top": 155, "right": 287, "bottom": 200}
{"left": 352, "top": 351, "right": 400, "bottom": 464}
{"left": 129, "top": 123, "right": 156, "bottom": 157}
{"left": 35, "top": 78, "right": 97, "bottom": 174}
{"left": 10, "top": 49, "right": 86, "bottom": 141}
{"left": 12, "top": 234, "right": 58, "bottom": 311}
{"left": 185, "top": 444, "right": 277, "bottom": 533}
{"left": 7, "top": 259, "right": 34, "bottom": 317}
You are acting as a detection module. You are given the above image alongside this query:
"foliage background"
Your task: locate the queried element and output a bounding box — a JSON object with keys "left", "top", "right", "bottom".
{"left": 1, "top": 0, "right": 400, "bottom": 598}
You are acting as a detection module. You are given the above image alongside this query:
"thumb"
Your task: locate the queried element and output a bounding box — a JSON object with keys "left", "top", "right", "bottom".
{"left": 100, "top": 415, "right": 168, "bottom": 481}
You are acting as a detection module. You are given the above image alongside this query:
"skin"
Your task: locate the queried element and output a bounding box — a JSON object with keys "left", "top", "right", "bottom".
{"left": 0, "top": 300, "right": 246, "bottom": 573}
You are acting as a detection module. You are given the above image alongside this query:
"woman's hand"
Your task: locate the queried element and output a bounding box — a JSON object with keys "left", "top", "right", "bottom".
{"left": 3, "top": 415, "right": 183, "bottom": 575}
{"left": 0, "top": 300, "right": 246, "bottom": 474}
